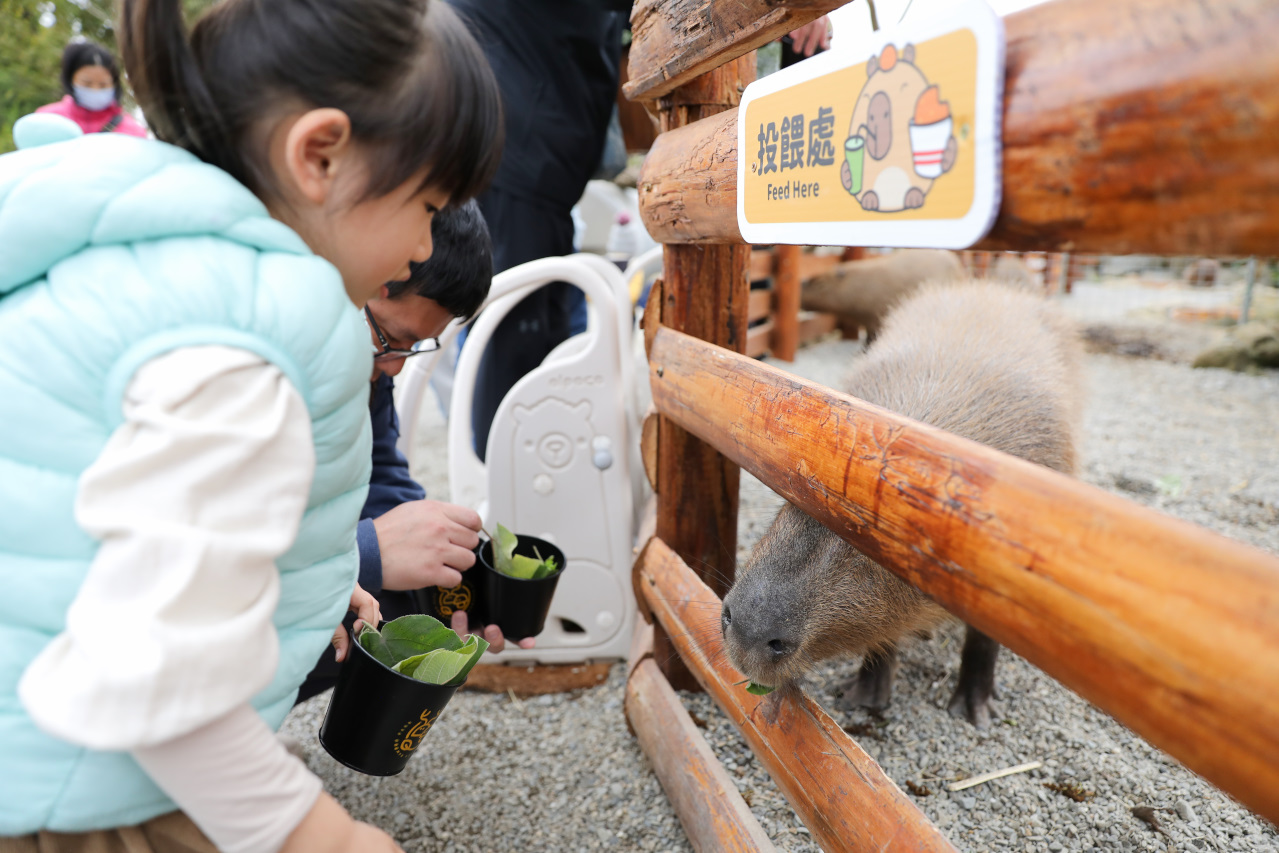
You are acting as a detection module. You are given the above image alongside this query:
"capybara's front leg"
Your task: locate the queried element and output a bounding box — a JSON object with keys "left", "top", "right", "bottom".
{"left": 947, "top": 626, "right": 1000, "bottom": 728}
{"left": 836, "top": 645, "right": 898, "bottom": 711}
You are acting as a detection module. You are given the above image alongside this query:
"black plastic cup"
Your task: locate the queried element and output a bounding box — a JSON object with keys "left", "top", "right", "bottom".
{"left": 412, "top": 570, "right": 486, "bottom": 627}
{"left": 476, "top": 534, "right": 566, "bottom": 641}
{"left": 318, "top": 623, "right": 462, "bottom": 776}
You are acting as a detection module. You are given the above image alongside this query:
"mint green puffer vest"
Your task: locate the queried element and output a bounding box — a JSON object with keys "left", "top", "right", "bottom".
{"left": 0, "top": 132, "right": 372, "bottom": 834}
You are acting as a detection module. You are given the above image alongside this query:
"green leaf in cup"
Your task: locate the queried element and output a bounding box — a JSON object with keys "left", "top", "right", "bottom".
{"left": 392, "top": 634, "right": 490, "bottom": 686}
{"left": 357, "top": 624, "right": 396, "bottom": 668}
{"left": 487, "top": 524, "right": 560, "bottom": 579}
{"left": 380, "top": 614, "right": 462, "bottom": 661}
{"left": 358, "top": 615, "right": 489, "bottom": 686}
{"left": 491, "top": 523, "right": 520, "bottom": 575}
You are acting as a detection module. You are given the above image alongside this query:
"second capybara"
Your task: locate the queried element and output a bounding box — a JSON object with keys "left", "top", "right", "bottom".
{"left": 800, "top": 249, "right": 965, "bottom": 343}
{"left": 722, "top": 278, "right": 1083, "bottom": 727}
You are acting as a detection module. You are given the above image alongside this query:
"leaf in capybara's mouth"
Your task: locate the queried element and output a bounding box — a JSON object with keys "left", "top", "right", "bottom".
{"left": 735, "top": 678, "right": 776, "bottom": 696}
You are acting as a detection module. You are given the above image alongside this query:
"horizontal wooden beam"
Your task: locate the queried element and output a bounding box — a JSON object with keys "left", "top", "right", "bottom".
{"left": 625, "top": 0, "right": 840, "bottom": 102}
{"left": 646, "top": 325, "right": 1279, "bottom": 824}
{"left": 746, "top": 318, "right": 774, "bottom": 358}
{"left": 638, "top": 0, "right": 1279, "bottom": 256}
{"left": 626, "top": 657, "right": 779, "bottom": 852}
{"left": 636, "top": 536, "right": 958, "bottom": 853}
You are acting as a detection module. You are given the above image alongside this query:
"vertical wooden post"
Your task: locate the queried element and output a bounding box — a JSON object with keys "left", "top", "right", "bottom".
{"left": 651, "top": 54, "right": 755, "bottom": 690}
{"left": 770, "top": 245, "right": 802, "bottom": 362}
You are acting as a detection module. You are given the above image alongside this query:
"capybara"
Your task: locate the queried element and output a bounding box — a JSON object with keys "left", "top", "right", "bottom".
{"left": 801, "top": 249, "right": 964, "bottom": 343}
{"left": 722, "top": 279, "right": 1083, "bottom": 728}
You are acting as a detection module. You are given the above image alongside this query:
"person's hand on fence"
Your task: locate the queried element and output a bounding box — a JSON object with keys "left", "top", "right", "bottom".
{"left": 374, "top": 499, "right": 481, "bottom": 591}
{"left": 332, "top": 583, "right": 382, "bottom": 662}
{"left": 787, "top": 16, "right": 831, "bottom": 57}
{"left": 450, "top": 610, "right": 537, "bottom": 655}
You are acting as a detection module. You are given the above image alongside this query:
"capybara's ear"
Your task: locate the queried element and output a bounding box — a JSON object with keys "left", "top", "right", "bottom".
{"left": 866, "top": 54, "right": 879, "bottom": 77}
{"left": 902, "top": 43, "right": 916, "bottom": 64}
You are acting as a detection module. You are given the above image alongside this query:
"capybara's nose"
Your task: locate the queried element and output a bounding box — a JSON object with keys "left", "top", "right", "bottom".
{"left": 721, "top": 585, "right": 798, "bottom": 663}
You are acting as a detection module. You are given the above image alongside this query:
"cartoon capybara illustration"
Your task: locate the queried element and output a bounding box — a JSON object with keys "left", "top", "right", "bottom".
{"left": 841, "top": 43, "right": 958, "bottom": 212}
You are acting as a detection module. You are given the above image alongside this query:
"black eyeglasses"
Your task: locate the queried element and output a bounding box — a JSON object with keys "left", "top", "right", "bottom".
{"left": 365, "top": 306, "right": 442, "bottom": 363}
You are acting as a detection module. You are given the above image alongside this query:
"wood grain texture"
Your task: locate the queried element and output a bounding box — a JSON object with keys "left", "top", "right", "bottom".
{"left": 637, "top": 536, "right": 959, "bottom": 852}
{"left": 626, "top": 0, "right": 837, "bottom": 101}
{"left": 746, "top": 318, "right": 775, "bottom": 358}
{"left": 647, "top": 325, "right": 1279, "bottom": 823}
{"left": 463, "top": 663, "right": 611, "bottom": 697}
{"left": 626, "top": 658, "right": 778, "bottom": 852}
{"left": 641, "top": 409, "right": 660, "bottom": 492}
{"left": 748, "top": 287, "right": 773, "bottom": 323}
{"left": 637, "top": 0, "right": 1279, "bottom": 255}
{"left": 770, "top": 245, "right": 802, "bottom": 361}
{"left": 652, "top": 60, "right": 755, "bottom": 692}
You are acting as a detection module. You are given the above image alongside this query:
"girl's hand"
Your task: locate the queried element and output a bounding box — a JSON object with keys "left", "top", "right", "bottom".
{"left": 281, "top": 792, "right": 403, "bottom": 853}
{"left": 332, "top": 584, "right": 382, "bottom": 662}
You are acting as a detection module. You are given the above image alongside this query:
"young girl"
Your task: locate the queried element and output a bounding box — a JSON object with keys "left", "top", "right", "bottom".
{"left": 0, "top": 0, "right": 502, "bottom": 851}
{"left": 35, "top": 41, "right": 148, "bottom": 137}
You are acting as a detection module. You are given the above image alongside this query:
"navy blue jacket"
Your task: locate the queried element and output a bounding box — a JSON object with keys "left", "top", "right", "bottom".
{"left": 356, "top": 374, "right": 426, "bottom": 596}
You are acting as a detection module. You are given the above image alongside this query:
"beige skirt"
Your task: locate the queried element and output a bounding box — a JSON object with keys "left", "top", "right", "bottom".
{"left": 0, "top": 812, "right": 217, "bottom": 853}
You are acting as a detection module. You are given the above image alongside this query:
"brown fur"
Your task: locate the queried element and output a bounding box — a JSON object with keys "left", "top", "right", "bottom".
{"left": 722, "top": 279, "right": 1083, "bottom": 717}
{"left": 800, "top": 249, "right": 965, "bottom": 341}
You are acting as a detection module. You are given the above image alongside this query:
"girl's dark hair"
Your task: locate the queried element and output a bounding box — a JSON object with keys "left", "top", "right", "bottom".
{"left": 61, "top": 41, "right": 122, "bottom": 96}
{"left": 118, "top": 0, "right": 503, "bottom": 204}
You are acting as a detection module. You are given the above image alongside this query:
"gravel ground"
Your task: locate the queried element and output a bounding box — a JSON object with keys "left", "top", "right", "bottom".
{"left": 279, "top": 278, "right": 1279, "bottom": 852}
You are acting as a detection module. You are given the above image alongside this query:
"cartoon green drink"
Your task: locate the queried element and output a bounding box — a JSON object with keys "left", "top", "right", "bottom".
{"left": 844, "top": 135, "right": 866, "bottom": 195}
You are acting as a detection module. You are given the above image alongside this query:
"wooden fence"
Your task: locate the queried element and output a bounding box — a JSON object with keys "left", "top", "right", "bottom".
{"left": 621, "top": 0, "right": 1279, "bottom": 849}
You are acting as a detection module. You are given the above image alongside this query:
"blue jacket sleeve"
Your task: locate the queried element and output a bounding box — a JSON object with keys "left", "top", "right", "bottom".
{"left": 356, "top": 518, "right": 383, "bottom": 596}
{"left": 357, "top": 375, "right": 427, "bottom": 595}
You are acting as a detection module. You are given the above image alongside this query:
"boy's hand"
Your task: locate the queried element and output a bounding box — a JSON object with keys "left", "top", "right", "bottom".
{"left": 332, "top": 583, "right": 382, "bottom": 662}
{"left": 450, "top": 610, "right": 536, "bottom": 655}
{"left": 281, "top": 792, "right": 403, "bottom": 853}
{"left": 374, "top": 500, "right": 481, "bottom": 591}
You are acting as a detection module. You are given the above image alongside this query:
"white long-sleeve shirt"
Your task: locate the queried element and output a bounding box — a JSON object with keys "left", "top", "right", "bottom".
{"left": 19, "top": 346, "right": 329, "bottom": 853}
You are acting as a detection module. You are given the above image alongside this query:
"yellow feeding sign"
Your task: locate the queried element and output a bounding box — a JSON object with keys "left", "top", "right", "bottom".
{"left": 737, "top": 0, "right": 1004, "bottom": 248}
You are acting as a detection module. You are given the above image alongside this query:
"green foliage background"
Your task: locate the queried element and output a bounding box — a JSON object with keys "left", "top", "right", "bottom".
{"left": 0, "top": 0, "right": 214, "bottom": 152}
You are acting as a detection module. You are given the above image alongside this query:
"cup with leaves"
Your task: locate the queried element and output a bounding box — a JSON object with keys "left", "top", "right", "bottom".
{"left": 319, "top": 614, "right": 488, "bottom": 775}
{"left": 474, "top": 524, "right": 566, "bottom": 640}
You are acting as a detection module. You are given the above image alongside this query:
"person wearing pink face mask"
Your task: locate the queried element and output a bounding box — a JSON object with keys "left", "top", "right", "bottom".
{"left": 35, "top": 40, "right": 148, "bottom": 138}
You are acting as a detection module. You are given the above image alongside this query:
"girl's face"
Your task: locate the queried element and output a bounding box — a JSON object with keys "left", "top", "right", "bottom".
{"left": 71, "top": 65, "right": 113, "bottom": 90}
{"left": 265, "top": 110, "right": 451, "bottom": 307}
{"left": 319, "top": 173, "right": 448, "bottom": 306}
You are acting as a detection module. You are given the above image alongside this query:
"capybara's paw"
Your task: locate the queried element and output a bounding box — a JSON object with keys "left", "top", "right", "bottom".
{"left": 946, "top": 682, "right": 995, "bottom": 729}
{"left": 841, "top": 159, "right": 852, "bottom": 191}
{"left": 904, "top": 187, "right": 926, "bottom": 209}
{"left": 942, "top": 136, "right": 958, "bottom": 172}
{"left": 860, "top": 191, "right": 880, "bottom": 211}
{"left": 835, "top": 653, "right": 897, "bottom": 711}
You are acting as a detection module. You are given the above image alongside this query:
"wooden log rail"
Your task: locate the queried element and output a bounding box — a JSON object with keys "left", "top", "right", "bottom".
{"left": 626, "top": 0, "right": 842, "bottom": 102}
{"left": 645, "top": 324, "right": 1279, "bottom": 824}
{"left": 632, "top": 536, "right": 959, "bottom": 853}
{"left": 635, "top": 0, "right": 1279, "bottom": 256}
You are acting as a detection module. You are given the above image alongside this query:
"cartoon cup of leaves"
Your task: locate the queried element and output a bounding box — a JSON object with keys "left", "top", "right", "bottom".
{"left": 318, "top": 614, "right": 488, "bottom": 776}
{"left": 475, "top": 524, "right": 566, "bottom": 641}
{"left": 908, "top": 85, "right": 953, "bottom": 179}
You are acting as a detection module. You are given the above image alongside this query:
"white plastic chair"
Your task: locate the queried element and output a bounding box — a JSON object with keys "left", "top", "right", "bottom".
{"left": 395, "top": 255, "right": 650, "bottom": 663}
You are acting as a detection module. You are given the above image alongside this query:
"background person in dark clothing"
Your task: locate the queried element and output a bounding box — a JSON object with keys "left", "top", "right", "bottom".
{"left": 444, "top": 0, "right": 631, "bottom": 460}
{"left": 298, "top": 201, "right": 532, "bottom": 704}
